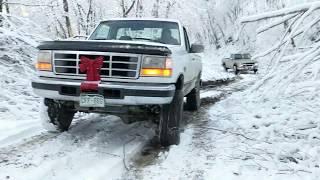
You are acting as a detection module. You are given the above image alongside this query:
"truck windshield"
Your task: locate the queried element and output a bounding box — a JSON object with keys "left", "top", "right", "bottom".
{"left": 231, "top": 54, "right": 251, "bottom": 59}
{"left": 89, "top": 20, "right": 181, "bottom": 45}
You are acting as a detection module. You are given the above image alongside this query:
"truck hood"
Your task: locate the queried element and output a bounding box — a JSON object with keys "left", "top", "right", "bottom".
{"left": 37, "top": 40, "right": 172, "bottom": 56}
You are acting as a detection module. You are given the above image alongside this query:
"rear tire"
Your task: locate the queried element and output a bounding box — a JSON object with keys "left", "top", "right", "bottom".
{"left": 159, "top": 89, "right": 184, "bottom": 147}
{"left": 254, "top": 69, "right": 258, "bottom": 74}
{"left": 185, "top": 77, "right": 201, "bottom": 111}
{"left": 44, "top": 99, "right": 75, "bottom": 132}
{"left": 233, "top": 65, "right": 240, "bottom": 75}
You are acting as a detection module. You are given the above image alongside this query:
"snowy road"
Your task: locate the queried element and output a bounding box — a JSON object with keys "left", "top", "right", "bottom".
{"left": 0, "top": 74, "right": 257, "bottom": 180}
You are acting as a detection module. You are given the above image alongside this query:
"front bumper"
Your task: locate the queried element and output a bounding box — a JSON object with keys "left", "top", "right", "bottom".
{"left": 32, "top": 78, "right": 175, "bottom": 105}
{"left": 238, "top": 65, "right": 258, "bottom": 71}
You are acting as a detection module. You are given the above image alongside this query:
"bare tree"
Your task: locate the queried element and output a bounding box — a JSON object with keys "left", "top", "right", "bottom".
{"left": 206, "top": 12, "right": 221, "bottom": 49}
{"left": 62, "top": 0, "right": 73, "bottom": 38}
{"left": 0, "top": 0, "right": 3, "bottom": 27}
{"left": 152, "top": 0, "right": 160, "bottom": 18}
{"left": 120, "top": 0, "right": 136, "bottom": 17}
{"left": 74, "top": 3, "right": 85, "bottom": 35}
{"left": 86, "top": 0, "right": 95, "bottom": 35}
{"left": 135, "top": 0, "right": 143, "bottom": 17}
{"left": 4, "top": 0, "right": 9, "bottom": 13}
{"left": 165, "top": 0, "right": 176, "bottom": 18}
{"left": 241, "top": 2, "right": 320, "bottom": 97}
{"left": 0, "top": 0, "right": 3, "bottom": 13}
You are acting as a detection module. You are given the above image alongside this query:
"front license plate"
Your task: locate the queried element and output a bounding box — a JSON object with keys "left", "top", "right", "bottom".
{"left": 80, "top": 94, "right": 105, "bottom": 107}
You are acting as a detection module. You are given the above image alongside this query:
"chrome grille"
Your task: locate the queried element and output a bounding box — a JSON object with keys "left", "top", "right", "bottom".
{"left": 242, "top": 63, "right": 255, "bottom": 66}
{"left": 53, "top": 51, "right": 140, "bottom": 79}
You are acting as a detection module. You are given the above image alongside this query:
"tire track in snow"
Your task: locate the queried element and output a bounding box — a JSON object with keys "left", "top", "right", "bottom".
{"left": 125, "top": 74, "right": 257, "bottom": 179}
{"left": 0, "top": 115, "right": 154, "bottom": 180}
{"left": 0, "top": 76, "right": 251, "bottom": 180}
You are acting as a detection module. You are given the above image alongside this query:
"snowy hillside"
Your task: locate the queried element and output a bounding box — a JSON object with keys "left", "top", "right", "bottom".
{"left": 0, "top": 14, "right": 48, "bottom": 145}
{"left": 0, "top": 0, "right": 319, "bottom": 180}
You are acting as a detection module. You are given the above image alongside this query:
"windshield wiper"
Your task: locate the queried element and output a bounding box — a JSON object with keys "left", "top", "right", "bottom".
{"left": 132, "top": 38, "right": 163, "bottom": 44}
{"left": 91, "top": 38, "right": 108, "bottom": 40}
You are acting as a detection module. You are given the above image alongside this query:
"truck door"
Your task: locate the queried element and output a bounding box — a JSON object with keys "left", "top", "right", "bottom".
{"left": 182, "top": 27, "right": 196, "bottom": 92}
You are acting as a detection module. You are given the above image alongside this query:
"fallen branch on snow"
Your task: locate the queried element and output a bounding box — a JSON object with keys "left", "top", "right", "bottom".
{"left": 195, "top": 127, "right": 272, "bottom": 144}
{"left": 122, "top": 137, "right": 136, "bottom": 171}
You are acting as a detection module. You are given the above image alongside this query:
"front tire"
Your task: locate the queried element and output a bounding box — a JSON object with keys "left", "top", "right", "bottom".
{"left": 159, "top": 89, "right": 184, "bottom": 147}
{"left": 43, "top": 99, "right": 75, "bottom": 132}
{"left": 185, "top": 77, "right": 201, "bottom": 111}
{"left": 222, "top": 64, "right": 228, "bottom": 72}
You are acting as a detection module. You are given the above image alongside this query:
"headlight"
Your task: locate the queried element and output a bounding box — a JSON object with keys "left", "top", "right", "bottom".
{"left": 35, "top": 51, "right": 52, "bottom": 71}
{"left": 140, "top": 56, "right": 172, "bottom": 77}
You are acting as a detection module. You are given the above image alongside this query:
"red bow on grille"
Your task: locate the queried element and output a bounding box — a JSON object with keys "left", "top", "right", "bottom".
{"left": 79, "top": 56, "right": 104, "bottom": 81}
{"left": 79, "top": 56, "right": 104, "bottom": 92}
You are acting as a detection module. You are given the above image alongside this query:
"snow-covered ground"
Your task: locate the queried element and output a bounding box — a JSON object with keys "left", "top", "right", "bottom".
{"left": 126, "top": 73, "right": 320, "bottom": 180}
{"left": 0, "top": 15, "right": 48, "bottom": 147}
{"left": 1, "top": 4, "right": 320, "bottom": 179}
{"left": 201, "top": 47, "right": 238, "bottom": 81}
{"left": 0, "top": 74, "right": 249, "bottom": 180}
{"left": 0, "top": 114, "right": 155, "bottom": 179}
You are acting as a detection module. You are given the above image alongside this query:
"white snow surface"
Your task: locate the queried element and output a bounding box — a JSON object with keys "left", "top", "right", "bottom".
{"left": 127, "top": 74, "right": 320, "bottom": 180}
{"left": 201, "top": 47, "right": 236, "bottom": 81}
{"left": 1, "top": 9, "right": 320, "bottom": 180}
{"left": 0, "top": 14, "right": 49, "bottom": 146}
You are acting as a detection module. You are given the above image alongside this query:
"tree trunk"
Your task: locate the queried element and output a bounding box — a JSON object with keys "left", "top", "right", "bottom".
{"left": 0, "top": 0, "right": 3, "bottom": 27}
{"left": 0, "top": 0, "right": 3, "bottom": 13}
{"left": 4, "top": 0, "right": 9, "bottom": 14}
{"left": 152, "top": 0, "right": 159, "bottom": 18}
{"left": 165, "top": 1, "right": 176, "bottom": 18}
{"left": 135, "top": 0, "right": 143, "bottom": 17}
{"left": 62, "top": 0, "right": 73, "bottom": 38}
{"left": 86, "top": 0, "right": 93, "bottom": 35}
{"left": 120, "top": 0, "right": 136, "bottom": 17}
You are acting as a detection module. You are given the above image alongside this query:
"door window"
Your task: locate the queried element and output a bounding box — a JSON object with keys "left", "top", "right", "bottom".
{"left": 183, "top": 27, "right": 191, "bottom": 52}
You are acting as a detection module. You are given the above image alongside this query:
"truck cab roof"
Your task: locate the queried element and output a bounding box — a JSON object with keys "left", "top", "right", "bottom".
{"left": 101, "top": 18, "right": 182, "bottom": 24}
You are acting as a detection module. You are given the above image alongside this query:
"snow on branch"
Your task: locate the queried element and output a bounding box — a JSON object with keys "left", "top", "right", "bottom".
{"left": 0, "top": 2, "right": 55, "bottom": 7}
{"left": 240, "top": 2, "right": 320, "bottom": 100}
{"left": 240, "top": 2, "right": 320, "bottom": 23}
{"left": 256, "top": 13, "right": 298, "bottom": 34}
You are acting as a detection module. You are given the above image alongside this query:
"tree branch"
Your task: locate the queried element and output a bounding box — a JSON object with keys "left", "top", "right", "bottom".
{"left": 0, "top": 2, "right": 55, "bottom": 7}
{"left": 257, "top": 13, "right": 299, "bottom": 34}
{"left": 240, "top": 2, "right": 320, "bottom": 23}
{"left": 124, "top": 0, "right": 136, "bottom": 17}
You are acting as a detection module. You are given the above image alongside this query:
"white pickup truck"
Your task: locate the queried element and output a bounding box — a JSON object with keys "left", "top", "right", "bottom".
{"left": 32, "top": 18, "right": 203, "bottom": 147}
{"left": 222, "top": 53, "right": 258, "bottom": 74}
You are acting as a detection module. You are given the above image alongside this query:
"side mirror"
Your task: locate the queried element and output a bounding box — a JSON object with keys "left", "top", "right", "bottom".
{"left": 190, "top": 44, "right": 204, "bottom": 53}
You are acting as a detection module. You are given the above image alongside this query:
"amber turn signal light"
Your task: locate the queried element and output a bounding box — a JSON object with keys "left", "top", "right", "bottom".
{"left": 141, "top": 68, "right": 172, "bottom": 77}
{"left": 36, "top": 62, "right": 52, "bottom": 71}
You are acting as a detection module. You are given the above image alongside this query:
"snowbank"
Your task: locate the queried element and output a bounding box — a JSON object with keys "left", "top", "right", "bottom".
{"left": 0, "top": 14, "right": 49, "bottom": 145}
{"left": 201, "top": 47, "right": 239, "bottom": 81}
